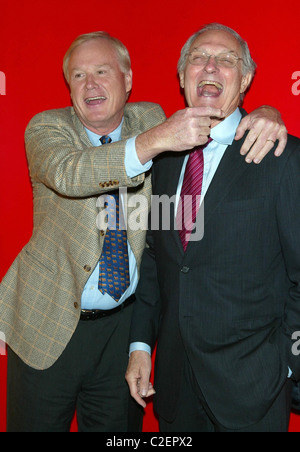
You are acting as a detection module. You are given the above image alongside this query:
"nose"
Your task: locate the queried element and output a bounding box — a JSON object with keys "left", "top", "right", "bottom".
{"left": 85, "top": 73, "right": 99, "bottom": 90}
{"left": 203, "top": 55, "right": 219, "bottom": 73}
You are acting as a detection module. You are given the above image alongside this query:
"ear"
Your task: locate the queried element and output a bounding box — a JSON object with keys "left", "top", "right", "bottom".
{"left": 240, "top": 72, "right": 253, "bottom": 94}
{"left": 125, "top": 69, "right": 133, "bottom": 94}
{"left": 179, "top": 72, "right": 185, "bottom": 89}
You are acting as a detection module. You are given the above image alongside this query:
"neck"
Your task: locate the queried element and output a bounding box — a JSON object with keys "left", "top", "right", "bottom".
{"left": 84, "top": 117, "right": 123, "bottom": 136}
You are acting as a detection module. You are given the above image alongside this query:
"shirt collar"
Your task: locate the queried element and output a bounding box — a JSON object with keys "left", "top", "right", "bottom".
{"left": 85, "top": 118, "right": 124, "bottom": 146}
{"left": 210, "top": 108, "right": 242, "bottom": 146}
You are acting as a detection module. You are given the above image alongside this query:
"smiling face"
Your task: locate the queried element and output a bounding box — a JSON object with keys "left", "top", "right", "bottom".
{"left": 179, "top": 30, "right": 253, "bottom": 127}
{"left": 68, "top": 38, "right": 133, "bottom": 134}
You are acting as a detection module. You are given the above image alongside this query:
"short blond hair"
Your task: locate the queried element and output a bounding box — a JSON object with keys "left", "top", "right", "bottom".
{"left": 63, "top": 31, "right": 131, "bottom": 83}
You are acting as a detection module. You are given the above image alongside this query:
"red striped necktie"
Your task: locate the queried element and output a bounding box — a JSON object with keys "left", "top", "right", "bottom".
{"left": 177, "top": 139, "right": 212, "bottom": 252}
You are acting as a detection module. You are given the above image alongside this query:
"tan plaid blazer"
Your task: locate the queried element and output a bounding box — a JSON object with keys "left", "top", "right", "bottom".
{"left": 0, "top": 102, "right": 166, "bottom": 370}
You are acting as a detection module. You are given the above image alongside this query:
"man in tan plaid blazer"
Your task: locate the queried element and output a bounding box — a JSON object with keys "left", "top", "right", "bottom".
{"left": 0, "top": 31, "right": 287, "bottom": 432}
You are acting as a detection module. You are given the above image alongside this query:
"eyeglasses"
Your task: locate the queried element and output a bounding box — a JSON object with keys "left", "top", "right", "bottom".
{"left": 188, "top": 50, "right": 243, "bottom": 69}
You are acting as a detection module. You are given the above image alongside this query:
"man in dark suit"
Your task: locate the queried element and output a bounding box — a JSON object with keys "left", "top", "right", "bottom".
{"left": 126, "top": 23, "right": 300, "bottom": 432}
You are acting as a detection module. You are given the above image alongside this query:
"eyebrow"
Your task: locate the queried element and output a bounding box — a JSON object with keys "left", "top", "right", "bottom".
{"left": 71, "top": 64, "right": 113, "bottom": 73}
{"left": 191, "top": 47, "right": 239, "bottom": 55}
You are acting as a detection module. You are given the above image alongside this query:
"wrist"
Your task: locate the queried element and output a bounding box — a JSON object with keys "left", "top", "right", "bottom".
{"left": 136, "top": 123, "right": 169, "bottom": 164}
{"left": 129, "top": 342, "right": 152, "bottom": 357}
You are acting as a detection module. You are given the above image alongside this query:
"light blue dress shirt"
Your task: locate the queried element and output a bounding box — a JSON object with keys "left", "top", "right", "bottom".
{"left": 81, "top": 120, "right": 152, "bottom": 310}
{"left": 130, "top": 108, "right": 242, "bottom": 356}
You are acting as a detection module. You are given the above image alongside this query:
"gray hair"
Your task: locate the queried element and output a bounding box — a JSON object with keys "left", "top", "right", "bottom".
{"left": 63, "top": 31, "right": 131, "bottom": 83}
{"left": 177, "top": 23, "right": 257, "bottom": 76}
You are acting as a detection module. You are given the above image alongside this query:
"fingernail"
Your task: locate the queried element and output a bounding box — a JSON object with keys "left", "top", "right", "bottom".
{"left": 254, "top": 159, "right": 261, "bottom": 164}
{"left": 246, "top": 158, "right": 252, "bottom": 164}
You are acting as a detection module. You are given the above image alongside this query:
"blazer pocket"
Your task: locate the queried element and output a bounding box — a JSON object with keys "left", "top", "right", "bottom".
{"left": 24, "top": 250, "right": 55, "bottom": 274}
{"left": 219, "top": 197, "right": 265, "bottom": 214}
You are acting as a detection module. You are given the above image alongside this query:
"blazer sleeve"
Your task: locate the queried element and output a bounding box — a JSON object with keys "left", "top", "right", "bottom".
{"left": 276, "top": 138, "right": 300, "bottom": 380}
{"left": 25, "top": 104, "right": 166, "bottom": 198}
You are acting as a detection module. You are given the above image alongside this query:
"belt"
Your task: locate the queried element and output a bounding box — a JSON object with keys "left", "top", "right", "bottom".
{"left": 80, "top": 294, "right": 135, "bottom": 321}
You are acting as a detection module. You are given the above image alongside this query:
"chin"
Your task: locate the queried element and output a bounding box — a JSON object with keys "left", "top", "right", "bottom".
{"left": 193, "top": 98, "right": 222, "bottom": 109}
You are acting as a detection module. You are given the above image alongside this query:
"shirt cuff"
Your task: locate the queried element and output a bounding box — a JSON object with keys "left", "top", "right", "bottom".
{"left": 129, "top": 342, "right": 152, "bottom": 357}
{"left": 125, "top": 137, "right": 153, "bottom": 178}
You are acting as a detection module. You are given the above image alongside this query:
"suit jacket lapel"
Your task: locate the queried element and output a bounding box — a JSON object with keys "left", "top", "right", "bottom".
{"left": 165, "top": 138, "right": 249, "bottom": 257}
{"left": 160, "top": 153, "right": 188, "bottom": 256}
{"left": 203, "top": 137, "right": 249, "bottom": 227}
{"left": 185, "top": 136, "right": 249, "bottom": 258}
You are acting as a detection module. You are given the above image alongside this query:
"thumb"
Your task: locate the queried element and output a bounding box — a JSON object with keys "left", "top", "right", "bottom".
{"left": 139, "top": 369, "right": 151, "bottom": 398}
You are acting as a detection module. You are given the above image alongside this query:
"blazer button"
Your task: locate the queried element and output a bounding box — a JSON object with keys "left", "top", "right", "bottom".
{"left": 181, "top": 266, "right": 190, "bottom": 274}
{"left": 74, "top": 302, "right": 79, "bottom": 309}
{"left": 84, "top": 265, "right": 92, "bottom": 272}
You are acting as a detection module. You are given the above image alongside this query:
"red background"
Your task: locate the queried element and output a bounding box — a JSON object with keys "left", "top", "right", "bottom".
{"left": 0, "top": 0, "right": 300, "bottom": 432}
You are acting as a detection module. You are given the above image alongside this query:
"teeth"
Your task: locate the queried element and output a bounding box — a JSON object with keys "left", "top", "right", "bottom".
{"left": 198, "top": 81, "right": 223, "bottom": 90}
{"left": 86, "top": 96, "right": 106, "bottom": 104}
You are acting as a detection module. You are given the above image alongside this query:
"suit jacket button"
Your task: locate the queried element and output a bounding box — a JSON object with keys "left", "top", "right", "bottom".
{"left": 181, "top": 266, "right": 190, "bottom": 274}
{"left": 74, "top": 302, "right": 79, "bottom": 309}
{"left": 84, "top": 265, "right": 92, "bottom": 272}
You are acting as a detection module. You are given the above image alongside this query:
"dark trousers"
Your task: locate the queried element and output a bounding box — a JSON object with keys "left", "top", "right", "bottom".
{"left": 7, "top": 303, "right": 143, "bottom": 432}
{"left": 159, "top": 354, "right": 292, "bottom": 433}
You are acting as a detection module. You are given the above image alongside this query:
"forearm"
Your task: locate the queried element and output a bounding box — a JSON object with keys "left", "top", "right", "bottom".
{"left": 26, "top": 129, "right": 145, "bottom": 198}
{"left": 130, "top": 228, "right": 162, "bottom": 348}
{"left": 136, "top": 124, "right": 168, "bottom": 165}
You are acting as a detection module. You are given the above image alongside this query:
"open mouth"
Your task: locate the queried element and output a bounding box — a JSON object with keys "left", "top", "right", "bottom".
{"left": 198, "top": 81, "right": 223, "bottom": 98}
{"left": 85, "top": 96, "right": 107, "bottom": 106}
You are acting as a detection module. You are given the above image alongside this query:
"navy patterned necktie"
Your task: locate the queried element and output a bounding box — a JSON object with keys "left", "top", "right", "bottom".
{"left": 98, "top": 136, "right": 130, "bottom": 302}
{"left": 100, "top": 135, "right": 112, "bottom": 145}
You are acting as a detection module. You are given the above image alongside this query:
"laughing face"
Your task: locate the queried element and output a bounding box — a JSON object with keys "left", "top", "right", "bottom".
{"left": 179, "top": 30, "right": 253, "bottom": 127}
{"left": 68, "top": 39, "right": 132, "bottom": 134}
